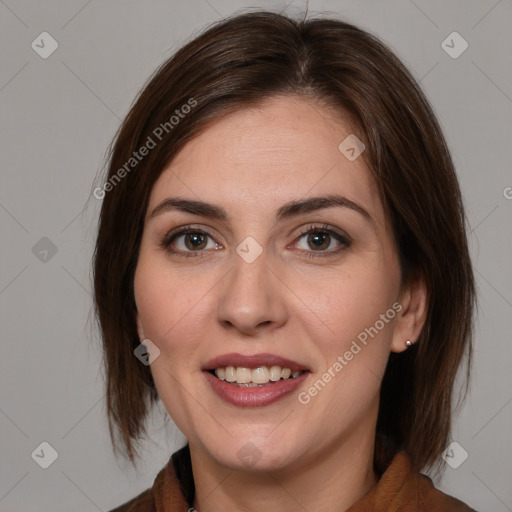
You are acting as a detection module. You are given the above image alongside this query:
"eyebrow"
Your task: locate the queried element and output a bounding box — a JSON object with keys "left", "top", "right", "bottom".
{"left": 149, "top": 194, "right": 374, "bottom": 228}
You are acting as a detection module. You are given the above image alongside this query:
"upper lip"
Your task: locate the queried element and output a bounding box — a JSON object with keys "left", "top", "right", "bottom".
{"left": 203, "top": 353, "right": 309, "bottom": 373}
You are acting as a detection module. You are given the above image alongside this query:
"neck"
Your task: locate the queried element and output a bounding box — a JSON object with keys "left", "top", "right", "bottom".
{"left": 188, "top": 424, "right": 378, "bottom": 512}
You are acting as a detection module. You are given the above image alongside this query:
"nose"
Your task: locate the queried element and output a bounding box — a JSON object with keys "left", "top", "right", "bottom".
{"left": 216, "top": 248, "right": 288, "bottom": 337}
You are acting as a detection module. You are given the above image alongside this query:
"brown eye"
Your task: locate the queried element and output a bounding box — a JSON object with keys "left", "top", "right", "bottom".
{"left": 295, "top": 224, "right": 351, "bottom": 258}
{"left": 183, "top": 232, "right": 208, "bottom": 250}
{"left": 306, "top": 232, "right": 331, "bottom": 250}
{"left": 160, "top": 227, "right": 221, "bottom": 257}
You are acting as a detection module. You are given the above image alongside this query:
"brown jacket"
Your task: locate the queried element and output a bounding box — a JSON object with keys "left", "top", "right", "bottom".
{"left": 109, "top": 446, "right": 477, "bottom": 512}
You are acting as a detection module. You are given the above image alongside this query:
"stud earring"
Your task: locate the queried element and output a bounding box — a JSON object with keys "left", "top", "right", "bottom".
{"left": 405, "top": 340, "right": 412, "bottom": 347}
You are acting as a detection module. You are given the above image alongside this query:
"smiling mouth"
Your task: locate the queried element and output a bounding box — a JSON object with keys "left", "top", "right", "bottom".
{"left": 208, "top": 366, "right": 308, "bottom": 387}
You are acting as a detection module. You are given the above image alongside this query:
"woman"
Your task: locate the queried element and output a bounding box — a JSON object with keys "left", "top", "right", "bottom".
{"left": 93, "top": 10, "right": 477, "bottom": 512}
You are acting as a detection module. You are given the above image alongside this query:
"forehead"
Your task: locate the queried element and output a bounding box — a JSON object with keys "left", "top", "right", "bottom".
{"left": 148, "top": 95, "right": 383, "bottom": 226}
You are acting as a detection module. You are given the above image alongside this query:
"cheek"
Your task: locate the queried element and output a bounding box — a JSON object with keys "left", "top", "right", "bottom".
{"left": 294, "top": 261, "right": 398, "bottom": 350}
{"left": 133, "top": 253, "right": 208, "bottom": 429}
{"left": 302, "top": 274, "right": 396, "bottom": 422}
{"left": 134, "top": 250, "right": 204, "bottom": 344}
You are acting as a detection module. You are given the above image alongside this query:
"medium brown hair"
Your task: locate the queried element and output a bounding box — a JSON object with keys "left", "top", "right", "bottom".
{"left": 93, "top": 10, "right": 476, "bottom": 475}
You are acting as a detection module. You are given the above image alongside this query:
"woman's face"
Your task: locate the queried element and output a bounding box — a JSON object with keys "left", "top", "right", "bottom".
{"left": 134, "top": 95, "right": 411, "bottom": 472}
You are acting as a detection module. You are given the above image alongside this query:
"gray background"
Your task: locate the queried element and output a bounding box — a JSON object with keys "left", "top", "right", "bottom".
{"left": 1, "top": 0, "right": 511, "bottom": 511}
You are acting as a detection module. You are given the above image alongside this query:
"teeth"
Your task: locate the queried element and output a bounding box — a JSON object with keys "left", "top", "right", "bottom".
{"left": 252, "top": 366, "right": 270, "bottom": 384}
{"left": 269, "top": 365, "right": 282, "bottom": 381}
{"left": 214, "top": 365, "right": 304, "bottom": 385}
{"left": 235, "top": 367, "right": 252, "bottom": 384}
{"left": 225, "top": 366, "right": 236, "bottom": 382}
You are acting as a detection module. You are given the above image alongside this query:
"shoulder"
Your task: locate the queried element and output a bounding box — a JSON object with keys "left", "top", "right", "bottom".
{"left": 107, "top": 487, "right": 155, "bottom": 512}
{"left": 353, "top": 451, "right": 478, "bottom": 512}
{"left": 106, "top": 446, "right": 189, "bottom": 512}
{"left": 417, "top": 473, "right": 478, "bottom": 512}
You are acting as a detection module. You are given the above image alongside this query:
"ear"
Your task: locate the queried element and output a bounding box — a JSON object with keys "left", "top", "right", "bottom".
{"left": 391, "top": 273, "right": 428, "bottom": 353}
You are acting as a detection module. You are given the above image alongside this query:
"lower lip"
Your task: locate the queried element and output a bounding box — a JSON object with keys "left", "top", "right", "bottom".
{"left": 203, "top": 371, "right": 309, "bottom": 407}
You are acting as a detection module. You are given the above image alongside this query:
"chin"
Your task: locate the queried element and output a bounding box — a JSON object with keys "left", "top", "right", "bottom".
{"left": 204, "top": 430, "right": 307, "bottom": 472}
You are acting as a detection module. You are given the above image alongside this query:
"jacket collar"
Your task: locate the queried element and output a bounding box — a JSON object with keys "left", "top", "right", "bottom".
{"left": 151, "top": 445, "right": 475, "bottom": 512}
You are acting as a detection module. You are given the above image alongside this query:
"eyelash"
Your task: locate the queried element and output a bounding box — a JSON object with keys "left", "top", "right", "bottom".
{"left": 159, "top": 223, "right": 351, "bottom": 259}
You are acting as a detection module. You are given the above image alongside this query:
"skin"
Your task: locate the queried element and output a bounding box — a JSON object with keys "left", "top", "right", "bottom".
{"left": 134, "top": 95, "right": 427, "bottom": 512}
